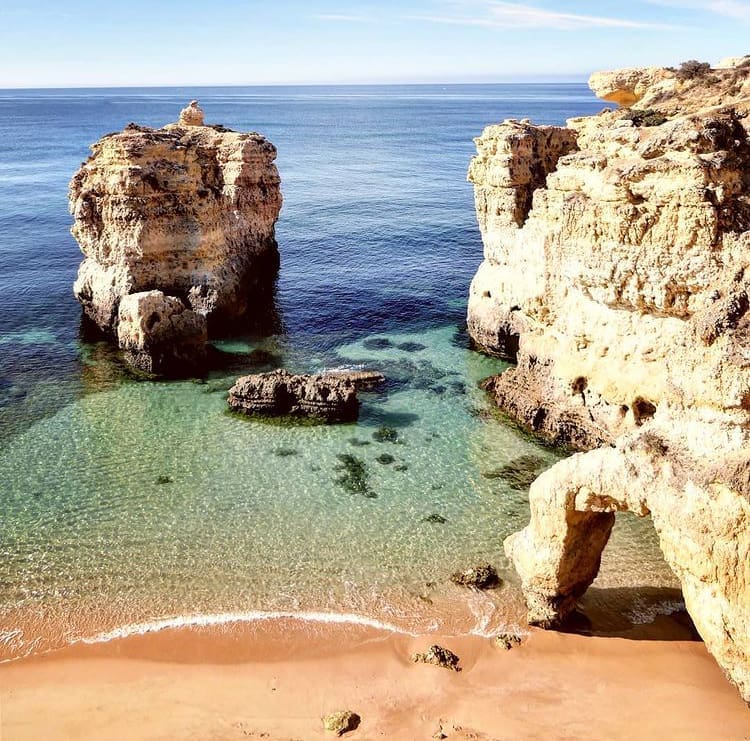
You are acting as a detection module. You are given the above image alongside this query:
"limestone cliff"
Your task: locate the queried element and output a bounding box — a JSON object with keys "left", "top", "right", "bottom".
{"left": 70, "top": 101, "right": 282, "bottom": 370}
{"left": 467, "top": 62, "right": 750, "bottom": 701}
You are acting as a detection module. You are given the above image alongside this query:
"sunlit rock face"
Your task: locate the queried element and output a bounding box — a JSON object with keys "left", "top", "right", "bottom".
{"left": 467, "top": 64, "right": 750, "bottom": 701}
{"left": 69, "top": 103, "right": 282, "bottom": 337}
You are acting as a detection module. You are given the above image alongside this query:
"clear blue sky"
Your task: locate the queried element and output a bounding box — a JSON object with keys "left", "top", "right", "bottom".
{"left": 1, "top": 0, "right": 748, "bottom": 87}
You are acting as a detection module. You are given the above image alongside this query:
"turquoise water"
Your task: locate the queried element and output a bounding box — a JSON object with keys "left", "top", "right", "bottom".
{"left": 0, "top": 85, "right": 678, "bottom": 657}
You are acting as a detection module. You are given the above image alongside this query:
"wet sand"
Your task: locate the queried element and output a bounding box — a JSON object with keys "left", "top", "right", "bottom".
{"left": 1, "top": 618, "right": 748, "bottom": 740}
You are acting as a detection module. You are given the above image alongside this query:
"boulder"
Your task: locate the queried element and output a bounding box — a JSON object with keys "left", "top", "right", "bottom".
{"left": 323, "top": 711, "right": 360, "bottom": 736}
{"left": 450, "top": 564, "right": 500, "bottom": 590}
{"left": 228, "top": 370, "right": 359, "bottom": 423}
{"left": 411, "top": 645, "right": 461, "bottom": 671}
{"left": 116, "top": 290, "right": 207, "bottom": 375}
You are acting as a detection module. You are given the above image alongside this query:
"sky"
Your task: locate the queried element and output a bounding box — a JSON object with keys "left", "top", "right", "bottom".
{"left": 0, "top": 0, "right": 748, "bottom": 87}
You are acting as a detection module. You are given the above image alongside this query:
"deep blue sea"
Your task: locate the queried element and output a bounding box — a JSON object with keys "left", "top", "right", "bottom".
{"left": 0, "top": 85, "right": 677, "bottom": 658}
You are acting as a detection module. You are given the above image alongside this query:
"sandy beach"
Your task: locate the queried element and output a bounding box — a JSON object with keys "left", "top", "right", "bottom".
{"left": 1, "top": 618, "right": 748, "bottom": 740}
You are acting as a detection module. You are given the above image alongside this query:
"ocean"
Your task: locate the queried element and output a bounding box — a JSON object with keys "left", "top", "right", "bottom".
{"left": 0, "top": 84, "right": 678, "bottom": 659}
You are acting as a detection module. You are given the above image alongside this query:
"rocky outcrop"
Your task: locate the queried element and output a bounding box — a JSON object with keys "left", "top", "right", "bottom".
{"left": 410, "top": 645, "right": 461, "bottom": 672}
{"left": 467, "top": 62, "right": 750, "bottom": 701}
{"left": 228, "top": 370, "right": 361, "bottom": 423}
{"left": 589, "top": 58, "right": 750, "bottom": 115}
{"left": 69, "top": 101, "right": 282, "bottom": 373}
{"left": 450, "top": 563, "right": 500, "bottom": 590}
{"left": 116, "top": 290, "right": 207, "bottom": 375}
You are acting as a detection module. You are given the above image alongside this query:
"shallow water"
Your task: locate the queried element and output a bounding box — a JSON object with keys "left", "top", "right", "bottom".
{"left": 0, "top": 85, "right": 679, "bottom": 658}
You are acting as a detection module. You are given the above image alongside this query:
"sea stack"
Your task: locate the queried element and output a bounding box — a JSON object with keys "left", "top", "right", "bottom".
{"left": 467, "top": 61, "right": 750, "bottom": 700}
{"left": 69, "top": 101, "right": 282, "bottom": 372}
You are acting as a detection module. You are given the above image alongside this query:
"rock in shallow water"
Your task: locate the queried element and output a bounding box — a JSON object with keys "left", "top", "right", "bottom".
{"left": 227, "top": 370, "right": 359, "bottom": 423}
{"left": 450, "top": 563, "right": 501, "bottom": 590}
{"left": 116, "top": 290, "right": 207, "bottom": 375}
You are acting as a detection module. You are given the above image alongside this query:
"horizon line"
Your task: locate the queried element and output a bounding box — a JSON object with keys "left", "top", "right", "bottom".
{"left": 0, "top": 77, "right": 592, "bottom": 92}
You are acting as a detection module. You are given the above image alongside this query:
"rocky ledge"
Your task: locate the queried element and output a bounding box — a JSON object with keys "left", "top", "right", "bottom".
{"left": 227, "top": 370, "right": 383, "bottom": 423}
{"left": 69, "top": 101, "right": 282, "bottom": 374}
{"left": 467, "top": 59, "right": 750, "bottom": 701}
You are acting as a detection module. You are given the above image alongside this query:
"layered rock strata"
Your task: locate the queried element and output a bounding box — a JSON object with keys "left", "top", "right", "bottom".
{"left": 69, "top": 101, "right": 282, "bottom": 372}
{"left": 467, "top": 62, "right": 750, "bottom": 700}
{"left": 228, "top": 370, "right": 361, "bottom": 423}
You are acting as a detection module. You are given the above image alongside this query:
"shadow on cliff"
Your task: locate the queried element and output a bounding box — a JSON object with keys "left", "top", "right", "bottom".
{"left": 560, "top": 586, "right": 701, "bottom": 642}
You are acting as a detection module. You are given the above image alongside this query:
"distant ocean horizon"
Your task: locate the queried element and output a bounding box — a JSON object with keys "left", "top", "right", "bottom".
{"left": 0, "top": 83, "right": 677, "bottom": 660}
{"left": 0, "top": 79, "right": 592, "bottom": 92}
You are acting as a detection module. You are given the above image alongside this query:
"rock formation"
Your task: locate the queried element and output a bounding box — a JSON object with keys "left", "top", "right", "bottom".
{"left": 228, "top": 370, "right": 364, "bottom": 423}
{"left": 116, "top": 290, "right": 207, "bottom": 375}
{"left": 467, "top": 61, "right": 750, "bottom": 701}
{"left": 69, "top": 101, "right": 282, "bottom": 373}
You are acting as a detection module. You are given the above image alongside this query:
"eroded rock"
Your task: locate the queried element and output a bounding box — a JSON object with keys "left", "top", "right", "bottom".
{"left": 227, "top": 370, "right": 359, "bottom": 423}
{"left": 323, "top": 710, "right": 360, "bottom": 736}
{"left": 116, "top": 290, "right": 207, "bottom": 375}
{"left": 69, "top": 101, "right": 282, "bottom": 374}
{"left": 411, "top": 644, "right": 461, "bottom": 671}
{"left": 450, "top": 564, "right": 500, "bottom": 590}
{"left": 467, "top": 61, "right": 750, "bottom": 701}
{"left": 494, "top": 633, "right": 523, "bottom": 650}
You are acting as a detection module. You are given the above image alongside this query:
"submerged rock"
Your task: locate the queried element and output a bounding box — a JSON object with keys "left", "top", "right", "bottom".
{"left": 334, "top": 453, "right": 375, "bottom": 498}
{"left": 422, "top": 513, "right": 448, "bottom": 524}
{"left": 227, "top": 370, "right": 359, "bottom": 423}
{"left": 69, "top": 101, "right": 282, "bottom": 374}
{"left": 411, "top": 645, "right": 461, "bottom": 671}
{"left": 363, "top": 337, "right": 392, "bottom": 350}
{"left": 450, "top": 564, "right": 500, "bottom": 590}
{"left": 376, "top": 453, "right": 395, "bottom": 465}
{"left": 348, "top": 437, "right": 371, "bottom": 447}
{"left": 323, "top": 710, "right": 360, "bottom": 736}
{"left": 372, "top": 426, "right": 399, "bottom": 443}
{"left": 396, "top": 341, "right": 426, "bottom": 352}
{"left": 273, "top": 447, "right": 299, "bottom": 457}
{"left": 481, "top": 454, "right": 547, "bottom": 491}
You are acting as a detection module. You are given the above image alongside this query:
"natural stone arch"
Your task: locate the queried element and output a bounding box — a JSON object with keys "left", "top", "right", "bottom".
{"left": 505, "top": 432, "right": 750, "bottom": 702}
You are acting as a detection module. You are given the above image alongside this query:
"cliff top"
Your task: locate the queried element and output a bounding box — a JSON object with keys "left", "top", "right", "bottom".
{"left": 589, "top": 56, "right": 750, "bottom": 115}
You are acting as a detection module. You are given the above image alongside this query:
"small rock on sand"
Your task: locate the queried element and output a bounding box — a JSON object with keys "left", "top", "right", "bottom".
{"left": 411, "top": 645, "right": 461, "bottom": 671}
{"left": 323, "top": 710, "right": 360, "bottom": 736}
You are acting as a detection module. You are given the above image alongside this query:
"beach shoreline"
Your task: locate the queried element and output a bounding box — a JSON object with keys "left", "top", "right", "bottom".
{"left": 1, "top": 619, "right": 748, "bottom": 740}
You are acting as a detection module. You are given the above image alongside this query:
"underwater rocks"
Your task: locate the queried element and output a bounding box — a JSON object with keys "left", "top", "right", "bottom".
{"left": 69, "top": 101, "right": 282, "bottom": 374}
{"left": 334, "top": 453, "right": 375, "bottom": 498}
{"left": 450, "top": 564, "right": 500, "bottom": 590}
{"left": 372, "top": 426, "right": 399, "bottom": 443}
{"left": 411, "top": 645, "right": 461, "bottom": 672}
{"left": 227, "top": 370, "right": 359, "bottom": 423}
{"left": 481, "top": 453, "right": 548, "bottom": 491}
{"left": 116, "top": 290, "right": 207, "bottom": 375}
{"left": 468, "top": 60, "right": 750, "bottom": 700}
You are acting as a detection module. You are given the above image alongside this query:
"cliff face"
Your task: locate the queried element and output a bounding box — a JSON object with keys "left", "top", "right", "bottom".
{"left": 70, "top": 101, "right": 282, "bottom": 348}
{"left": 467, "top": 65, "right": 750, "bottom": 700}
